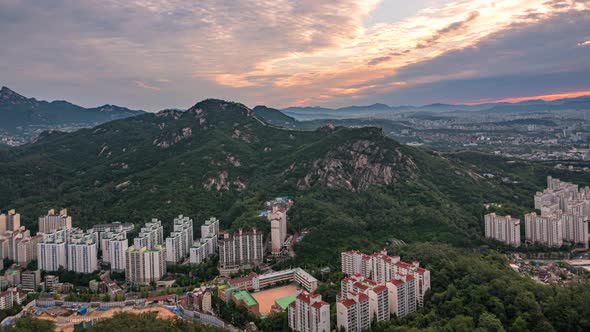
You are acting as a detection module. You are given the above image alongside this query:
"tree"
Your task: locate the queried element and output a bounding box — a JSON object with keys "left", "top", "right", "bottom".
{"left": 478, "top": 312, "right": 505, "bottom": 332}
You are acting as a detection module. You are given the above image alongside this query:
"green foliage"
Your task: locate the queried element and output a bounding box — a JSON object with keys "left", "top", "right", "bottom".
{"left": 0, "top": 317, "right": 55, "bottom": 332}
{"left": 86, "top": 311, "right": 224, "bottom": 332}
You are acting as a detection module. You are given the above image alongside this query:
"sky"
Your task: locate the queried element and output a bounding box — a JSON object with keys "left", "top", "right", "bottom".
{"left": 1, "top": 0, "right": 589, "bottom": 111}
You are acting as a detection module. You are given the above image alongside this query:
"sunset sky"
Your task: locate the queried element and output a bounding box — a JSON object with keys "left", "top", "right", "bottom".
{"left": 1, "top": 0, "right": 589, "bottom": 111}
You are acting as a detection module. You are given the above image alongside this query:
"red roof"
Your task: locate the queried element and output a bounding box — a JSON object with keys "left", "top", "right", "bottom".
{"left": 146, "top": 295, "right": 175, "bottom": 301}
{"left": 358, "top": 293, "right": 369, "bottom": 301}
{"left": 396, "top": 261, "right": 412, "bottom": 268}
{"left": 339, "top": 299, "right": 356, "bottom": 308}
{"left": 373, "top": 285, "right": 387, "bottom": 293}
{"left": 389, "top": 279, "right": 403, "bottom": 286}
{"left": 228, "top": 272, "right": 257, "bottom": 285}
{"left": 311, "top": 301, "right": 328, "bottom": 309}
{"left": 354, "top": 282, "right": 369, "bottom": 291}
{"left": 417, "top": 267, "right": 427, "bottom": 273}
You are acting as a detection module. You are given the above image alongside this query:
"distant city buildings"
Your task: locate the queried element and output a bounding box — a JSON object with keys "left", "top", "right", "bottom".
{"left": 484, "top": 213, "right": 521, "bottom": 247}
{"left": 67, "top": 230, "right": 98, "bottom": 274}
{"left": 288, "top": 290, "right": 330, "bottom": 332}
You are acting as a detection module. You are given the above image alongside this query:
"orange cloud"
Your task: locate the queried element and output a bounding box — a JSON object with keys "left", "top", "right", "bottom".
{"left": 491, "top": 90, "right": 590, "bottom": 103}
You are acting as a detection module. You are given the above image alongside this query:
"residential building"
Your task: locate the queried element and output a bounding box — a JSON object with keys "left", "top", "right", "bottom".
{"left": 90, "top": 222, "right": 134, "bottom": 234}
{"left": 0, "top": 210, "right": 20, "bottom": 233}
{"left": 484, "top": 213, "right": 521, "bottom": 247}
{"left": 340, "top": 275, "right": 389, "bottom": 322}
{"left": 15, "top": 234, "right": 42, "bottom": 265}
{"left": 67, "top": 232, "right": 98, "bottom": 274}
{"left": 337, "top": 291, "right": 370, "bottom": 332}
{"left": 165, "top": 215, "right": 193, "bottom": 264}
{"left": 126, "top": 244, "right": 167, "bottom": 285}
{"left": 0, "top": 290, "right": 14, "bottom": 310}
{"left": 200, "top": 217, "right": 219, "bottom": 238}
{"left": 189, "top": 236, "right": 217, "bottom": 265}
{"left": 524, "top": 212, "right": 563, "bottom": 247}
{"left": 386, "top": 274, "right": 416, "bottom": 317}
{"left": 38, "top": 209, "right": 72, "bottom": 233}
{"left": 341, "top": 250, "right": 431, "bottom": 307}
{"left": 288, "top": 290, "right": 330, "bottom": 332}
{"left": 218, "top": 228, "right": 264, "bottom": 270}
{"left": 107, "top": 232, "right": 128, "bottom": 271}
{"left": 134, "top": 219, "right": 164, "bottom": 250}
{"left": 187, "top": 287, "right": 213, "bottom": 313}
{"left": 21, "top": 270, "right": 41, "bottom": 291}
{"left": 38, "top": 229, "right": 68, "bottom": 272}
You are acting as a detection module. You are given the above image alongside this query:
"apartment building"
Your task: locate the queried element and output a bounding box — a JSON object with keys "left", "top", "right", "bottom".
{"left": 189, "top": 236, "right": 217, "bottom": 264}
{"left": 15, "top": 234, "right": 42, "bottom": 265}
{"left": 21, "top": 270, "right": 41, "bottom": 291}
{"left": 0, "top": 210, "right": 20, "bottom": 233}
{"left": 336, "top": 291, "right": 371, "bottom": 332}
{"left": 165, "top": 215, "right": 194, "bottom": 264}
{"left": 200, "top": 217, "right": 220, "bottom": 238}
{"left": 133, "top": 219, "right": 164, "bottom": 250}
{"left": 37, "top": 229, "right": 68, "bottom": 272}
{"left": 524, "top": 212, "right": 564, "bottom": 247}
{"left": 126, "top": 244, "right": 167, "bottom": 285}
{"left": 341, "top": 250, "right": 431, "bottom": 307}
{"left": 107, "top": 233, "right": 128, "bottom": 272}
{"left": 484, "top": 213, "right": 521, "bottom": 247}
{"left": 288, "top": 290, "right": 330, "bottom": 332}
{"left": 386, "top": 273, "right": 416, "bottom": 317}
{"left": 38, "top": 209, "right": 72, "bottom": 233}
{"left": 340, "top": 275, "right": 389, "bottom": 322}
{"left": 218, "top": 228, "right": 264, "bottom": 269}
{"left": 67, "top": 232, "right": 98, "bottom": 274}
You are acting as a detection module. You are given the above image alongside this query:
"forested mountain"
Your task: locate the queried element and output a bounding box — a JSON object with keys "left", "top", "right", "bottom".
{"left": 2, "top": 98, "right": 590, "bottom": 331}
{"left": 0, "top": 86, "right": 143, "bottom": 143}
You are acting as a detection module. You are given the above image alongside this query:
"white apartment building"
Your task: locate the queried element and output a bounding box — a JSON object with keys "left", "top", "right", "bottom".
{"left": 67, "top": 233, "right": 98, "bottom": 274}
{"left": 270, "top": 210, "right": 287, "bottom": 255}
{"left": 107, "top": 233, "right": 128, "bottom": 272}
{"left": 341, "top": 250, "right": 431, "bottom": 307}
{"left": 134, "top": 219, "right": 164, "bottom": 250}
{"left": 386, "top": 273, "right": 417, "bottom": 317}
{"left": 166, "top": 231, "right": 183, "bottom": 263}
{"left": 200, "top": 217, "right": 219, "bottom": 238}
{"left": 337, "top": 291, "right": 371, "bottom": 332}
{"left": 0, "top": 210, "right": 20, "bottom": 233}
{"left": 288, "top": 290, "right": 330, "bottom": 332}
{"left": 484, "top": 213, "right": 521, "bottom": 247}
{"left": 340, "top": 275, "right": 389, "bottom": 323}
{"left": 38, "top": 209, "right": 72, "bottom": 233}
{"left": 524, "top": 212, "right": 563, "bottom": 247}
{"left": 37, "top": 229, "right": 68, "bottom": 272}
{"left": 15, "top": 234, "right": 42, "bottom": 265}
{"left": 189, "top": 236, "right": 217, "bottom": 265}
{"left": 218, "top": 228, "right": 264, "bottom": 269}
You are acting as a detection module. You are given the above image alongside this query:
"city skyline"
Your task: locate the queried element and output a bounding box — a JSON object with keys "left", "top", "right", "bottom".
{"left": 1, "top": 0, "right": 589, "bottom": 111}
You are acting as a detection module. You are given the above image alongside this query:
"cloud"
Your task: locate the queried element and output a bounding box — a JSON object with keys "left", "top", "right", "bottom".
{"left": 0, "top": 0, "right": 589, "bottom": 109}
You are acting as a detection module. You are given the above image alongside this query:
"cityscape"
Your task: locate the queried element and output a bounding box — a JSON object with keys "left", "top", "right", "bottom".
{"left": 2, "top": 0, "right": 590, "bottom": 331}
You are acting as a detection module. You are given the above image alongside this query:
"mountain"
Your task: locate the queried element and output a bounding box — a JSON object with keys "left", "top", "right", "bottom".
{"left": 0, "top": 98, "right": 533, "bottom": 256}
{"left": 282, "top": 96, "right": 590, "bottom": 120}
{"left": 0, "top": 86, "right": 143, "bottom": 143}
{"left": 251, "top": 105, "right": 297, "bottom": 128}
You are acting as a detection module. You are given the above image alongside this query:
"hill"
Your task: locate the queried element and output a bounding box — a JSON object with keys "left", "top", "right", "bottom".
{"left": 0, "top": 99, "right": 528, "bottom": 253}
{"left": 251, "top": 105, "right": 297, "bottom": 128}
{"left": 0, "top": 86, "right": 143, "bottom": 144}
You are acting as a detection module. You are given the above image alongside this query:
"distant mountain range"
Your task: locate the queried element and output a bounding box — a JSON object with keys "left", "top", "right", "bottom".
{"left": 0, "top": 86, "right": 143, "bottom": 136}
{"left": 282, "top": 96, "right": 590, "bottom": 120}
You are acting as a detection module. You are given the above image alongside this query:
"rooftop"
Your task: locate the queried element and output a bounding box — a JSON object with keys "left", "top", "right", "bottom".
{"left": 233, "top": 290, "right": 258, "bottom": 307}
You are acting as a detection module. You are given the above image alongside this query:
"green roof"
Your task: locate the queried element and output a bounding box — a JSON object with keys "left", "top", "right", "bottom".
{"left": 233, "top": 290, "right": 258, "bottom": 307}
{"left": 275, "top": 294, "right": 297, "bottom": 310}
